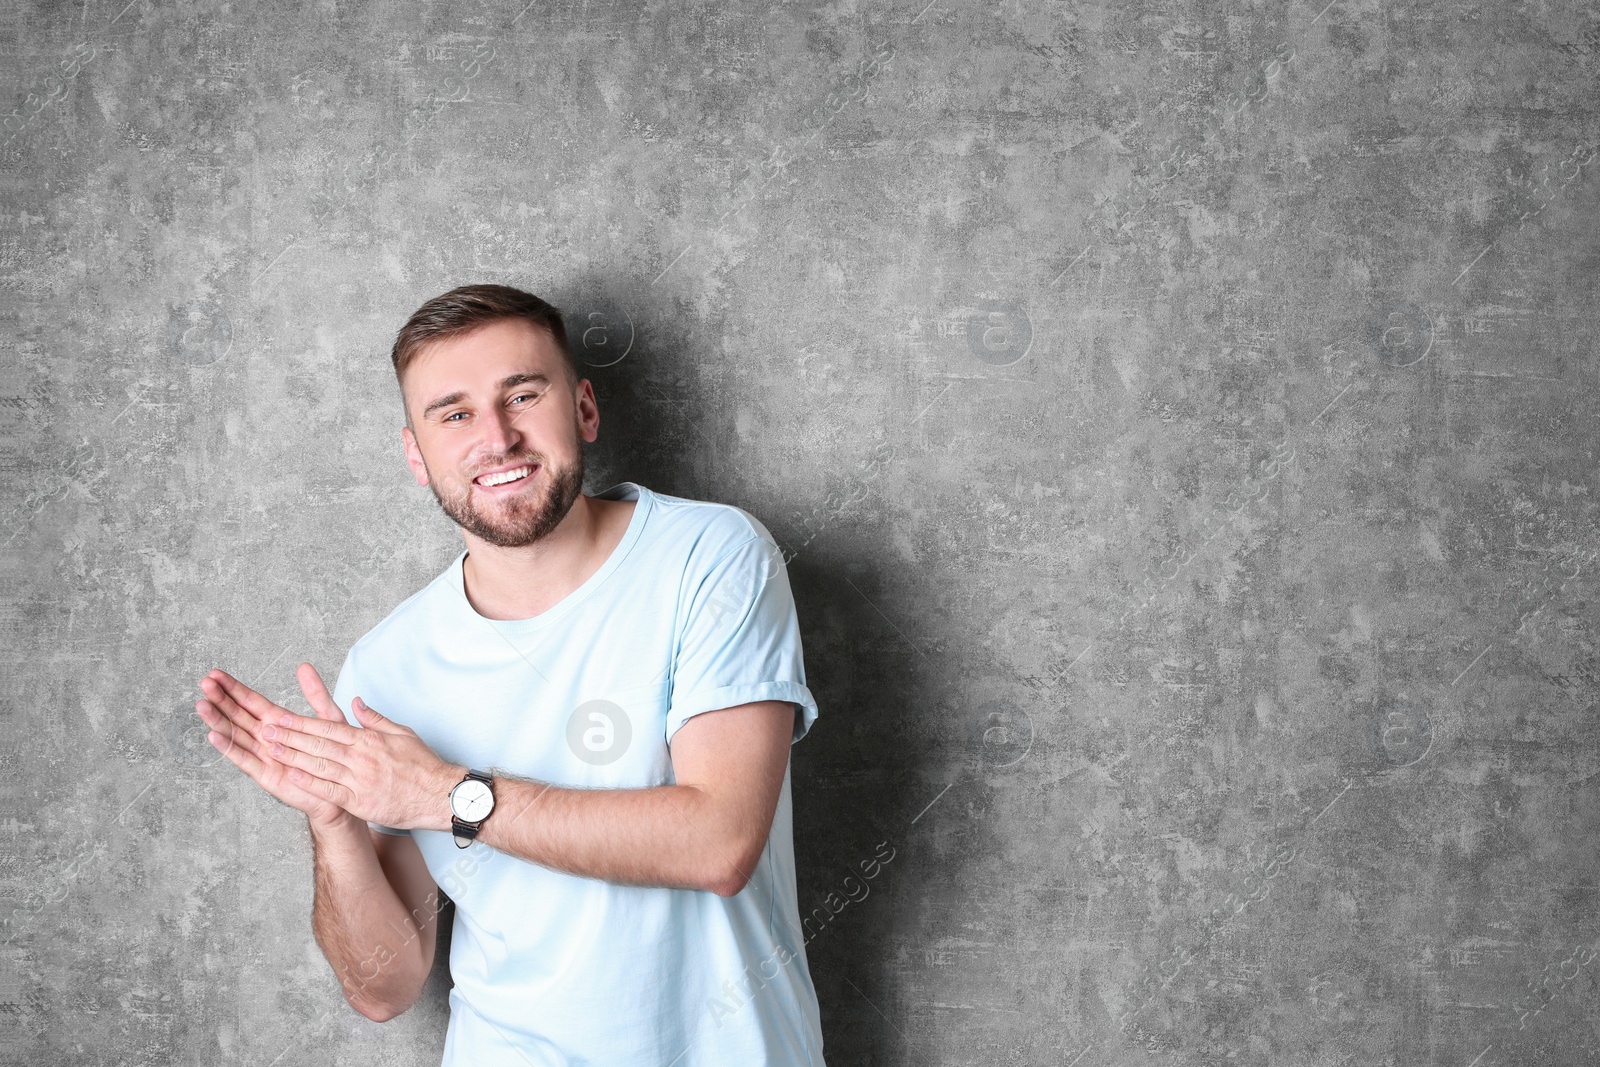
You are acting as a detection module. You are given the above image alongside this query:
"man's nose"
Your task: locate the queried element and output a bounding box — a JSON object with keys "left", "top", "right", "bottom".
{"left": 478, "top": 406, "right": 522, "bottom": 455}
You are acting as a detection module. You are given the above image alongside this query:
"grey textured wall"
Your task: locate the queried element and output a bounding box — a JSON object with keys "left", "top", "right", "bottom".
{"left": 6, "top": 0, "right": 1600, "bottom": 1063}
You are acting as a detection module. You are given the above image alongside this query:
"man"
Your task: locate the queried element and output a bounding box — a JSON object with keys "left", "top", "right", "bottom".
{"left": 193, "top": 284, "right": 827, "bottom": 1066}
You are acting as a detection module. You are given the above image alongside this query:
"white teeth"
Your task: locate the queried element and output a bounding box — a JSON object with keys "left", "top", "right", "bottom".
{"left": 478, "top": 466, "right": 533, "bottom": 487}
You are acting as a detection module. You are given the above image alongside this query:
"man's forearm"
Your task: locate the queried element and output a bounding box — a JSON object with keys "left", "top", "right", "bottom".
{"left": 469, "top": 774, "right": 755, "bottom": 896}
{"left": 310, "top": 813, "right": 432, "bottom": 1020}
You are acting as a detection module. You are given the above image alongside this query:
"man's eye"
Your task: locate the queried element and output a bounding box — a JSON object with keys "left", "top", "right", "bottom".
{"left": 509, "top": 392, "right": 540, "bottom": 405}
{"left": 443, "top": 411, "right": 468, "bottom": 422}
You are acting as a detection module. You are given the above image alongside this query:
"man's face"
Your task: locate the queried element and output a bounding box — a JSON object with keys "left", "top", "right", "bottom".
{"left": 399, "top": 318, "right": 598, "bottom": 548}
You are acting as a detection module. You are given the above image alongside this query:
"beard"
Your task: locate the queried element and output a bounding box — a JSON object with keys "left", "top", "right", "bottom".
{"left": 426, "top": 445, "right": 586, "bottom": 548}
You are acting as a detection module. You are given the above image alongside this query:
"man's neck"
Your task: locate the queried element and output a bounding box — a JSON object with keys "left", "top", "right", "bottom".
{"left": 460, "top": 493, "right": 636, "bottom": 622}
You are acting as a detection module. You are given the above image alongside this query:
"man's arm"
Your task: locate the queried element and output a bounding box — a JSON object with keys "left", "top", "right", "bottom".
{"left": 196, "top": 666, "right": 442, "bottom": 1022}
{"left": 471, "top": 700, "right": 795, "bottom": 897}
{"left": 245, "top": 688, "right": 799, "bottom": 895}
{"left": 309, "top": 813, "right": 441, "bottom": 1022}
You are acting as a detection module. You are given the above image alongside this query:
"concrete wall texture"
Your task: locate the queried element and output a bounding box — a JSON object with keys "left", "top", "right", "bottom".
{"left": 4, "top": 0, "right": 1599, "bottom": 1062}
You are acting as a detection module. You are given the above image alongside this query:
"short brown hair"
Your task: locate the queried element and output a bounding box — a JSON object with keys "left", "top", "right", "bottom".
{"left": 390, "top": 284, "right": 578, "bottom": 392}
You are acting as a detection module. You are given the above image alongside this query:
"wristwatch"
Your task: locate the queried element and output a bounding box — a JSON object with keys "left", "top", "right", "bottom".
{"left": 449, "top": 769, "right": 496, "bottom": 848}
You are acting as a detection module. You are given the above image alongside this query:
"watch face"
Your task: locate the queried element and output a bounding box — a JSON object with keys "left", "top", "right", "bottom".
{"left": 451, "top": 778, "right": 494, "bottom": 821}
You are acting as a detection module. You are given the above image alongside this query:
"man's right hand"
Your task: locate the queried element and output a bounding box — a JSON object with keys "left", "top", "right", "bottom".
{"left": 196, "top": 663, "right": 361, "bottom": 833}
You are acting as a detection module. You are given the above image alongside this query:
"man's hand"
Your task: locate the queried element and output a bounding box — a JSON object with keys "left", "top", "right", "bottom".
{"left": 195, "top": 663, "right": 359, "bottom": 830}
{"left": 250, "top": 688, "right": 461, "bottom": 834}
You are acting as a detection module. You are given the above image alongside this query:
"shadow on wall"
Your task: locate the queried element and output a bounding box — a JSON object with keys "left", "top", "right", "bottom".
{"left": 548, "top": 270, "right": 717, "bottom": 499}
{"left": 786, "top": 559, "right": 933, "bottom": 1060}
{"left": 543, "top": 271, "right": 928, "bottom": 1060}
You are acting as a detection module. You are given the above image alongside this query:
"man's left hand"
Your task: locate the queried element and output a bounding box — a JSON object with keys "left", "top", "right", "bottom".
{"left": 259, "top": 693, "right": 460, "bottom": 833}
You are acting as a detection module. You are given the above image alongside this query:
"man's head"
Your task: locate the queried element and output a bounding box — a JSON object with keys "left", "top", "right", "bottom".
{"left": 392, "top": 284, "right": 580, "bottom": 402}
{"left": 392, "top": 284, "right": 598, "bottom": 548}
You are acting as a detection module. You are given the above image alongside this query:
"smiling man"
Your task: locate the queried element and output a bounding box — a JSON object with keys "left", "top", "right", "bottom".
{"left": 194, "top": 284, "right": 827, "bottom": 1066}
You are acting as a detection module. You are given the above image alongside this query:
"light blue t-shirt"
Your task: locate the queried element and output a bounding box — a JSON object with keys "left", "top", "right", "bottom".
{"left": 330, "top": 482, "right": 826, "bottom": 1066}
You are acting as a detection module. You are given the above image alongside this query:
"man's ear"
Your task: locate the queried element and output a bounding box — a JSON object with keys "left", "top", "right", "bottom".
{"left": 401, "top": 424, "right": 430, "bottom": 487}
{"left": 575, "top": 378, "right": 600, "bottom": 445}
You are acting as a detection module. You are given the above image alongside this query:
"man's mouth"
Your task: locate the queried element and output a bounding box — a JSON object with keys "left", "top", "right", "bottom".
{"left": 473, "top": 464, "right": 539, "bottom": 489}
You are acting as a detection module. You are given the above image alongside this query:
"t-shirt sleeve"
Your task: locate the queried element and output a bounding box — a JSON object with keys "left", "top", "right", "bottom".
{"left": 665, "top": 532, "right": 820, "bottom": 746}
{"left": 330, "top": 647, "right": 410, "bottom": 837}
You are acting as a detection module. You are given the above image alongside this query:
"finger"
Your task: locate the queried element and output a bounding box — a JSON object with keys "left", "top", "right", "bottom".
{"left": 205, "top": 722, "right": 346, "bottom": 813}
{"left": 196, "top": 697, "right": 271, "bottom": 759}
{"left": 201, "top": 688, "right": 285, "bottom": 758}
{"left": 196, "top": 702, "right": 252, "bottom": 761}
{"left": 207, "top": 669, "right": 292, "bottom": 727}
{"left": 264, "top": 720, "right": 353, "bottom": 768}
{"left": 206, "top": 723, "right": 295, "bottom": 788}
{"left": 199, "top": 674, "right": 252, "bottom": 721}
{"left": 271, "top": 707, "right": 357, "bottom": 746}
{"left": 282, "top": 764, "right": 353, "bottom": 806}
{"left": 351, "top": 695, "right": 404, "bottom": 734}
{"left": 200, "top": 674, "right": 277, "bottom": 738}
{"left": 207, "top": 725, "right": 261, "bottom": 775}
{"left": 204, "top": 691, "right": 311, "bottom": 764}
{"left": 296, "top": 662, "right": 345, "bottom": 723}
{"left": 199, "top": 683, "right": 266, "bottom": 742}
{"left": 205, "top": 706, "right": 311, "bottom": 785}
{"left": 265, "top": 734, "right": 352, "bottom": 785}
